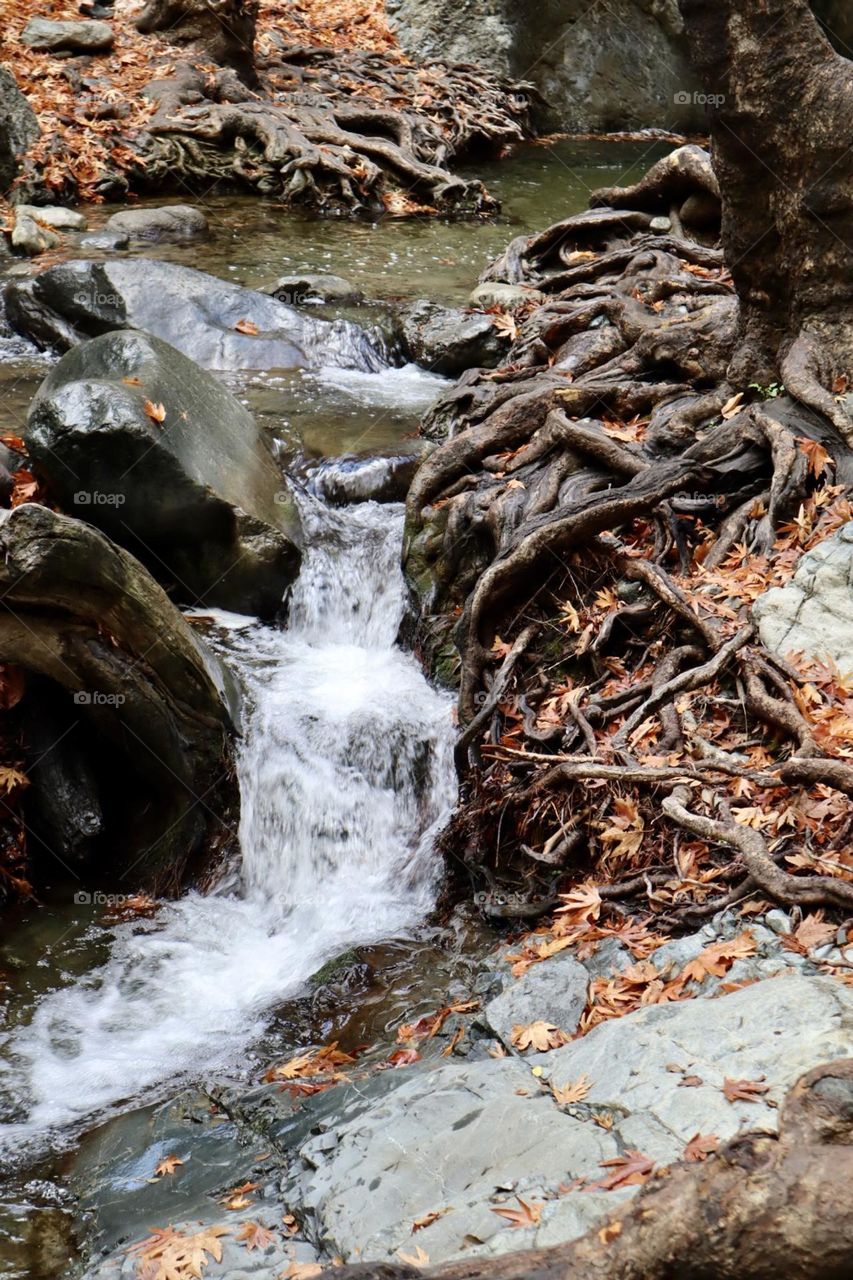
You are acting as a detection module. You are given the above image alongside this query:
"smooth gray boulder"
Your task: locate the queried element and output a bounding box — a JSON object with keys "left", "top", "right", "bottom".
{"left": 753, "top": 521, "right": 853, "bottom": 676}
{"left": 469, "top": 282, "right": 544, "bottom": 311}
{"left": 0, "top": 66, "right": 39, "bottom": 194}
{"left": 21, "top": 18, "right": 115, "bottom": 54}
{"left": 104, "top": 204, "right": 209, "bottom": 242}
{"left": 26, "top": 330, "right": 303, "bottom": 618}
{"left": 4, "top": 259, "right": 388, "bottom": 372}
{"left": 10, "top": 211, "right": 58, "bottom": 257}
{"left": 399, "top": 300, "right": 510, "bottom": 375}
{"left": 262, "top": 273, "right": 364, "bottom": 306}
{"left": 15, "top": 204, "right": 88, "bottom": 231}
{"left": 0, "top": 503, "right": 235, "bottom": 888}
{"left": 481, "top": 950, "right": 589, "bottom": 1047}
{"left": 277, "top": 974, "right": 852, "bottom": 1264}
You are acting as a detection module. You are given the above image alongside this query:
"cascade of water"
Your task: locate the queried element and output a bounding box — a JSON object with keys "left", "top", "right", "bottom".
{"left": 0, "top": 498, "right": 455, "bottom": 1151}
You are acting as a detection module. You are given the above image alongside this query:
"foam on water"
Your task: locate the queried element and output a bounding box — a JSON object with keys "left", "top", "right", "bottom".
{"left": 0, "top": 498, "right": 455, "bottom": 1152}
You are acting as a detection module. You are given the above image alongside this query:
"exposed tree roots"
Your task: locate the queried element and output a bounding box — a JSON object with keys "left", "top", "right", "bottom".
{"left": 9, "top": 2, "right": 538, "bottom": 214}
{"left": 404, "top": 138, "right": 853, "bottom": 929}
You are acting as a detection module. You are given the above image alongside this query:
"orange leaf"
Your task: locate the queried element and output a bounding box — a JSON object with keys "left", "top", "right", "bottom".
{"left": 235, "top": 318, "right": 260, "bottom": 335}
{"left": 144, "top": 400, "right": 166, "bottom": 425}
{"left": 491, "top": 1198, "right": 543, "bottom": 1229}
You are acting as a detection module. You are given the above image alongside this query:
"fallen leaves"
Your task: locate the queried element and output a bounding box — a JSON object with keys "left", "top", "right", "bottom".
{"left": 221, "top": 1181, "right": 259, "bottom": 1211}
{"left": 491, "top": 1198, "right": 543, "bottom": 1229}
{"left": 127, "top": 1225, "right": 229, "bottom": 1280}
{"left": 412, "top": 1208, "right": 451, "bottom": 1233}
{"left": 396, "top": 1000, "right": 478, "bottom": 1045}
{"left": 510, "top": 1021, "right": 569, "bottom": 1053}
{"left": 234, "top": 318, "right": 260, "bottom": 336}
{"left": 265, "top": 1042, "right": 356, "bottom": 1089}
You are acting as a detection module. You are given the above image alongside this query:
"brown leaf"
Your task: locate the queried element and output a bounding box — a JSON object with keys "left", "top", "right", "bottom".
{"left": 556, "top": 884, "right": 602, "bottom": 925}
{"left": 490, "top": 1198, "right": 543, "bottom": 1229}
{"left": 683, "top": 1132, "right": 719, "bottom": 1162}
{"left": 387, "top": 1047, "right": 420, "bottom": 1068}
{"left": 588, "top": 1150, "right": 655, "bottom": 1191}
{"left": 722, "top": 1076, "right": 769, "bottom": 1104}
{"left": 510, "top": 1021, "right": 569, "bottom": 1053}
{"left": 151, "top": 1154, "right": 184, "bottom": 1179}
{"left": 127, "top": 1225, "right": 229, "bottom": 1280}
{"left": 551, "top": 1074, "right": 591, "bottom": 1105}
{"left": 412, "top": 1208, "right": 450, "bottom": 1233}
{"left": 122, "top": 376, "right": 142, "bottom": 386}
{"left": 396, "top": 1245, "right": 430, "bottom": 1266}
{"left": 235, "top": 318, "right": 260, "bottom": 335}
{"left": 235, "top": 1221, "right": 277, "bottom": 1252}
{"left": 598, "top": 1220, "right": 623, "bottom": 1243}
{"left": 144, "top": 400, "right": 166, "bottom": 425}
{"left": 0, "top": 664, "right": 26, "bottom": 711}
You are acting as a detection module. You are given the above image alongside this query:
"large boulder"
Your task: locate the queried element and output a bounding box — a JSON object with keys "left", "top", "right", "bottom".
{"left": 0, "top": 66, "right": 39, "bottom": 195}
{"left": 4, "top": 259, "right": 388, "bottom": 372}
{"left": 20, "top": 19, "right": 115, "bottom": 54}
{"left": 753, "top": 522, "right": 853, "bottom": 676}
{"left": 387, "top": 0, "right": 703, "bottom": 131}
{"left": 26, "top": 330, "right": 302, "bottom": 618}
{"left": 0, "top": 503, "right": 236, "bottom": 889}
{"left": 274, "top": 974, "right": 852, "bottom": 1265}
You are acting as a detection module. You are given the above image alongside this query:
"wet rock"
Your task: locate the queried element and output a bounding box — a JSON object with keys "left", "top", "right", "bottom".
{"left": 9, "top": 204, "right": 86, "bottom": 255}
{"left": 468, "top": 282, "right": 544, "bottom": 311}
{"left": 15, "top": 204, "right": 88, "bottom": 231}
{"left": 0, "top": 67, "right": 40, "bottom": 194}
{"left": 262, "top": 273, "right": 364, "bottom": 306}
{"left": 0, "top": 503, "right": 235, "bottom": 887}
{"left": 753, "top": 521, "right": 853, "bottom": 676}
{"left": 21, "top": 19, "right": 115, "bottom": 55}
{"left": 79, "top": 228, "right": 130, "bottom": 251}
{"left": 399, "top": 300, "right": 509, "bottom": 375}
{"left": 24, "top": 678, "right": 104, "bottom": 869}
{"left": 26, "top": 329, "right": 303, "bottom": 618}
{"left": 103, "top": 204, "right": 209, "bottom": 242}
{"left": 5, "top": 259, "right": 387, "bottom": 373}
{"left": 479, "top": 950, "right": 588, "bottom": 1047}
{"left": 310, "top": 442, "right": 432, "bottom": 505}
{"left": 10, "top": 212, "right": 59, "bottom": 257}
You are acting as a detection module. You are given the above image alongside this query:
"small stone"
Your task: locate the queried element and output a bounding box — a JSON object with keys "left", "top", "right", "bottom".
{"left": 15, "top": 204, "right": 88, "bottom": 231}
{"left": 764, "top": 909, "right": 793, "bottom": 935}
{"left": 261, "top": 273, "right": 364, "bottom": 306}
{"left": 468, "top": 282, "right": 544, "bottom": 311}
{"left": 104, "top": 205, "right": 209, "bottom": 243}
{"left": 649, "top": 215, "right": 673, "bottom": 232}
{"left": 481, "top": 951, "right": 589, "bottom": 1048}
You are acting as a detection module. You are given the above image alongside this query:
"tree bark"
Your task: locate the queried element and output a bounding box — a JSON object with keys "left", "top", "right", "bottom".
{"left": 327, "top": 1060, "right": 853, "bottom": 1280}
{"left": 678, "top": 0, "right": 853, "bottom": 438}
{"left": 135, "top": 0, "right": 259, "bottom": 84}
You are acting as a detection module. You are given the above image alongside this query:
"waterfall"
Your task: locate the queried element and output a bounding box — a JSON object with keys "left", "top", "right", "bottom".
{"left": 0, "top": 498, "right": 455, "bottom": 1151}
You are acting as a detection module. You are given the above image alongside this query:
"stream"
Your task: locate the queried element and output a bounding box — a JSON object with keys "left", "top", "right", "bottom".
{"left": 0, "top": 138, "right": 667, "bottom": 1278}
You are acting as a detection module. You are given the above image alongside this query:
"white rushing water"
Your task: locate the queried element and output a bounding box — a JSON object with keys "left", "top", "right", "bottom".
{"left": 0, "top": 498, "right": 455, "bottom": 1151}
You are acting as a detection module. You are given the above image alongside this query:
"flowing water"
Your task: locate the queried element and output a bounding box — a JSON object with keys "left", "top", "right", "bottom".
{"left": 0, "top": 137, "right": 669, "bottom": 1275}
{"left": 0, "top": 497, "right": 455, "bottom": 1149}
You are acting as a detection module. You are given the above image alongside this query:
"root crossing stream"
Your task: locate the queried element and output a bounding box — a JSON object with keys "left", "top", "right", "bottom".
{"left": 0, "top": 497, "right": 455, "bottom": 1154}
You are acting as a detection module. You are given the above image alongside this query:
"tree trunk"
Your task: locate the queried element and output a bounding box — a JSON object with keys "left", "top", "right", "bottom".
{"left": 678, "top": 0, "right": 853, "bottom": 439}
{"left": 135, "top": 0, "right": 258, "bottom": 84}
{"left": 327, "top": 1060, "right": 853, "bottom": 1280}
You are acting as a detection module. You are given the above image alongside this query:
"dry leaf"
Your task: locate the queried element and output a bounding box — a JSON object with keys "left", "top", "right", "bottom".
{"left": 150, "top": 1154, "right": 184, "bottom": 1179}
{"left": 723, "top": 1076, "right": 769, "bottom": 1103}
{"left": 510, "top": 1021, "right": 569, "bottom": 1053}
{"left": 683, "top": 1133, "right": 719, "bottom": 1162}
{"left": 144, "top": 400, "right": 166, "bottom": 425}
{"left": 412, "top": 1209, "right": 450, "bottom": 1233}
{"left": 235, "top": 318, "right": 260, "bottom": 335}
{"left": 396, "top": 1245, "right": 430, "bottom": 1266}
{"left": 236, "top": 1221, "right": 277, "bottom": 1252}
{"left": 127, "top": 1225, "right": 229, "bottom": 1280}
{"left": 588, "top": 1150, "right": 655, "bottom": 1191}
{"left": 491, "top": 1198, "right": 543, "bottom": 1229}
{"left": 551, "top": 1074, "right": 591, "bottom": 1105}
